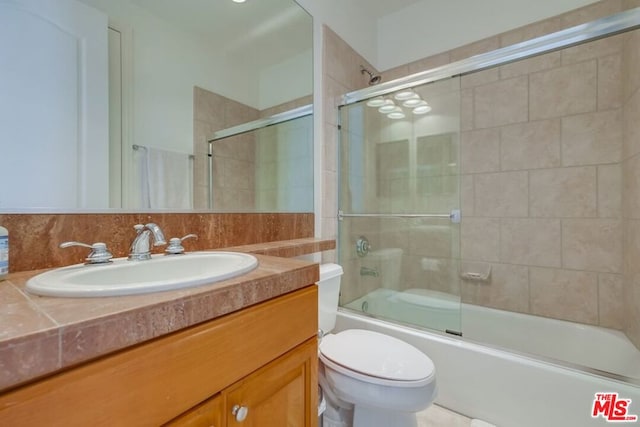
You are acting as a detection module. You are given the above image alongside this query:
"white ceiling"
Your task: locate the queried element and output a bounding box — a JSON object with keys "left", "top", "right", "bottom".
{"left": 130, "top": 0, "right": 312, "bottom": 69}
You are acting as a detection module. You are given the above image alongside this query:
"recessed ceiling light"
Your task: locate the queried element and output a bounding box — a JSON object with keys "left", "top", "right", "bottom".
{"left": 413, "top": 104, "right": 432, "bottom": 114}
{"left": 387, "top": 111, "right": 406, "bottom": 119}
{"left": 366, "top": 97, "right": 386, "bottom": 107}
{"left": 232, "top": 0, "right": 246, "bottom": 3}
{"left": 402, "top": 97, "right": 423, "bottom": 107}
{"left": 378, "top": 100, "right": 397, "bottom": 114}
{"left": 394, "top": 89, "right": 417, "bottom": 101}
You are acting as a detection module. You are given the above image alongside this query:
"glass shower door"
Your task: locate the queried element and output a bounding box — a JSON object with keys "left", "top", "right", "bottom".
{"left": 338, "top": 77, "right": 462, "bottom": 335}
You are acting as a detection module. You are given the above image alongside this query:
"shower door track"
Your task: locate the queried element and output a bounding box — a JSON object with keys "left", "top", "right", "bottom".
{"left": 338, "top": 209, "right": 461, "bottom": 223}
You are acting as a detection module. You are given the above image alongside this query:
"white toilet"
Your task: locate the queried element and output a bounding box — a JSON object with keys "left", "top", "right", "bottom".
{"left": 317, "top": 263, "right": 437, "bottom": 427}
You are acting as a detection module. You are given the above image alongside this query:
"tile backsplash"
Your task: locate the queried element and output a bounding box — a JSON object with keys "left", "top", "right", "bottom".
{"left": 0, "top": 213, "right": 313, "bottom": 272}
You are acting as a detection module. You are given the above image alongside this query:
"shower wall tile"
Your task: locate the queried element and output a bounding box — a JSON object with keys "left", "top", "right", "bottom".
{"left": 460, "top": 68, "right": 499, "bottom": 89}
{"left": 559, "top": 0, "right": 622, "bottom": 28}
{"left": 407, "top": 52, "right": 451, "bottom": 75}
{"left": 598, "top": 273, "right": 625, "bottom": 330}
{"left": 622, "top": 30, "right": 640, "bottom": 104}
{"left": 460, "top": 89, "right": 474, "bottom": 131}
{"left": 460, "top": 175, "right": 475, "bottom": 217}
{"left": 562, "top": 219, "right": 622, "bottom": 273}
{"left": 561, "top": 110, "right": 622, "bottom": 166}
{"left": 622, "top": 89, "right": 640, "bottom": 159}
{"left": 623, "top": 154, "right": 640, "bottom": 219}
{"left": 529, "top": 61, "right": 597, "bottom": 120}
{"left": 597, "top": 164, "right": 622, "bottom": 218}
{"left": 450, "top": 36, "right": 500, "bottom": 62}
{"left": 500, "top": 120, "right": 561, "bottom": 171}
{"left": 461, "top": 262, "right": 529, "bottom": 313}
{"left": 498, "top": 51, "right": 561, "bottom": 79}
{"left": 499, "top": 16, "right": 563, "bottom": 47}
{"left": 561, "top": 35, "right": 622, "bottom": 65}
{"left": 460, "top": 129, "right": 500, "bottom": 174}
{"left": 598, "top": 54, "right": 623, "bottom": 110}
{"left": 409, "top": 224, "right": 452, "bottom": 258}
{"left": 529, "top": 267, "right": 599, "bottom": 324}
{"left": 500, "top": 219, "right": 562, "bottom": 267}
{"left": 474, "top": 171, "right": 528, "bottom": 217}
{"left": 529, "top": 167, "right": 597, "bottom": 218}
{"left": 473, "top": 76, "right": 529, "bottom": 129}
{"left": 460, "top": 218, "right": 500, "bottom": 262}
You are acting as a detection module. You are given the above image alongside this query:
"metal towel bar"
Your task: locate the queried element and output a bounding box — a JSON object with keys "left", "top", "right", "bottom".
{"left": 338, "top": 209, "right": 460, "bottom": 223}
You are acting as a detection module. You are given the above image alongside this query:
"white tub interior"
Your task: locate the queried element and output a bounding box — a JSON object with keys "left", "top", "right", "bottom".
{"left": 335, "top": 309, "right": 640, "bottom": 427}
{"left": 344, "top": 288, "right": 640, "bottom": 380}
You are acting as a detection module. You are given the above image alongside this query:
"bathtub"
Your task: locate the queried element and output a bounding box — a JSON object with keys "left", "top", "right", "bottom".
{"left": 339, "top": 289, "right": 640, "bottom": 427}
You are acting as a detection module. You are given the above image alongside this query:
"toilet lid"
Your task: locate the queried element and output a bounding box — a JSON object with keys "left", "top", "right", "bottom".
{"left": 320, "top": 329, "right": 435, "bottom": 383}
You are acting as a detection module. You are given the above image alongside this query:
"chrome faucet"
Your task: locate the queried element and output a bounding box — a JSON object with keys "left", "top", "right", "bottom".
{"left": 128, "top": 223, "right": 167, "bottom": 261}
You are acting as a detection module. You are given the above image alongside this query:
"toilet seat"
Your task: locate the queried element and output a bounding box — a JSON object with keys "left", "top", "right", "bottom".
{"left": 319, "top": 329, "right": 435, "bottom": 388}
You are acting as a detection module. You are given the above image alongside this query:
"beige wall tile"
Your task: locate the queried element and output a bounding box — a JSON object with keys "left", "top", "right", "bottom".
{"left": 623, "top": 219, "right": 640, "bottom": 347}
{"left": 500, "top": 119, "right": 561, "bottom": 171}
{"left": 622, "top": 0, "right": 640, "bottom": 9}
{"left": 561, "top": 35, "right": 623, "bottom": 65}
{"left": 323, "top": 122, "right": 338, "bottom": 173}
{"left": 622, "top": 30, "right": 640, "bottom": 103}
{"left": 460, "top": 68, "right": 499, "bottom": 89}
{"left": 460, "top": 129, "right": 500, "bottom": 174}
{"left": 623, "top": 154, "right": 640, "bottom": 220}
{"left": 475, "top": 171, "right": 529, "bottom": 217}
{"left": 598, "top": 164, "right": 622, "bottom": 218}
{"left": 380, "top": 64, "right": 409, "bottom": 82}
{"left": 598, "top": 54, "right": 623, "bottom": 110}
{"left": 460, "top": 175, "right": 475, "bottom": 217}
{"left": 598, "top": 273, "right": 625, "bottom": 330}
{"left": 499, "top": 17, "right": 563, "bottom": 47}
{"left": 450, "top": 36, "right": 500, "bottom": 62}
{"left": 500, "top": 219, "right": 562, "bottom": 267}
{"left": 561, "top": 110, "right": 622, "bottom": 166}
{"left": 460, "top": 88, "right": 474, "bottom": 131}
{"left": 322, "top": 170, "right": 337, "bottom": 219}
{"left": 562, "top": 219, "right": 622, "bottom": 273}
{"left": 409, "top": 224, "right": 452, "bottom": 258}
{"left": 461, "top": 262, "right": 529, "bottom": 313}
{"left": 407, "top": 52, "right": 451, "bottom": 75}
{"left": 461, "top": 217, "right": 500, "bottom": 262}
{"left": 559, "top": 0, "right": 622, "bottom": 29}
{"left": 529, "top": 167, "right": 597, "bottom": 217}
{"left": 622, "top": 88, "right": 640, "bottom": 160}
{"left": 474, "top": 76, "right": 529, "bottom": 128}
{"left": 529, "top": 61, "right": 597, "bottom": 120}
{"left": 530, "top": 267, "right": 599, "bottom": 324}
{"left": 499, "top": 51, "right": 561, "bottom": 79}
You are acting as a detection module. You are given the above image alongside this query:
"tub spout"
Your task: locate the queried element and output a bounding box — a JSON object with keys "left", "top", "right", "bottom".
{"left": 360, "top": 266, "right": 379, "bottom": 277}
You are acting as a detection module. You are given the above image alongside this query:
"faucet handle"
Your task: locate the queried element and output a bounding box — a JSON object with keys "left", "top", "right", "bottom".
{"left": 165, "top": 234, "right": 198, "bottom": 255}
{"left": 60, "top": 241, "right": 113, "bottom": 265}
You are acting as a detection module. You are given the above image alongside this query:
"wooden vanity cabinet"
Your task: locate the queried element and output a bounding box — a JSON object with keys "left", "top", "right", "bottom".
{"left": 0, "top": 286, "right": 318, "bottom": 427}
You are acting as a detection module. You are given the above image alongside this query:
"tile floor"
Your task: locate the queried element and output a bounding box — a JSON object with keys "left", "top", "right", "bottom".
{"left": 417, "top": 404, "right": 473, "bottom": 427}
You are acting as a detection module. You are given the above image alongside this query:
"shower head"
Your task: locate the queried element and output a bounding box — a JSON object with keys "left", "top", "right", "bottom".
{"left": 360, "top": 66, "right": 382, "bottom": 86}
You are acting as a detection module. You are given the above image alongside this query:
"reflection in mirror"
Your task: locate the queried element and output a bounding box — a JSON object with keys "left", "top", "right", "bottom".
{"left": 203, "top": 108, "right": 313, "bottom": 212}
{"left": 0, "top": 0, "right": 313, "bottom": 212}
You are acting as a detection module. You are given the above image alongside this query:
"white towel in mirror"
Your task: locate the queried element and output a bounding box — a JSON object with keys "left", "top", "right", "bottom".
{"left": 134, "top": 146, "right": 193, "bottom": 209}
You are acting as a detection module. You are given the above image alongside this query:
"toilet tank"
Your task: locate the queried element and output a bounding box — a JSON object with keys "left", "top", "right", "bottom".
{"left": 317, "top": 263, "right": 343, "bottom": 334}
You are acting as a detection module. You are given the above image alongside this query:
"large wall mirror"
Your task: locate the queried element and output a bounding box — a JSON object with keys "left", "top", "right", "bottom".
{"left": 0, "top": 0, "right": 313, "bottom": 212}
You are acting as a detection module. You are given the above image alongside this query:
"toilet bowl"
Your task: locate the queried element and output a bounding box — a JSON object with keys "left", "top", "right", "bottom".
{"left": 317, "top": 263, "right": 437, "bottom": 427}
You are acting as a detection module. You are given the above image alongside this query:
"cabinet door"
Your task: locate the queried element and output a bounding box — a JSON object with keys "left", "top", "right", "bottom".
{"left": 224, "top": 338, "right": 317, "bottom": 427}
{"left": 164, "top": 394, "right": 224, "bottom": 427}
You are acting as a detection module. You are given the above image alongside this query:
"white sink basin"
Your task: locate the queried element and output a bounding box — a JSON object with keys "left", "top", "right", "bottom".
{"left": 26, "top": 251, "right": 259, "bottom": 297}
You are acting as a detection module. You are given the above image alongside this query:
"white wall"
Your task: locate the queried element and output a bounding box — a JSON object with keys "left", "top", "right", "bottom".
{"left": 377, "top": 0, "right": 601, "bottom": 71}
{"left": 299, "top": 0, "right": 602, "bottom": 72}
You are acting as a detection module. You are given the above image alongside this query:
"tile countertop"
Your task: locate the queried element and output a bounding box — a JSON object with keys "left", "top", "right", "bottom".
{"left": 0, "top": 238, "right": 335, "bottom": 393}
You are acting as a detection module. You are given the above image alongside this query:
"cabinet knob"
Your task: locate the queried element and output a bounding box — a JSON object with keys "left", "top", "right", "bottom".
{"left": 232, "top": 404, "right": 249, "bottom": 422}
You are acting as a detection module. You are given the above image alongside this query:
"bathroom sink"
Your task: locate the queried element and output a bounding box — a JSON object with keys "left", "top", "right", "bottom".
{"left": 26, "top": 252, "right": 259, "bottom": 297}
